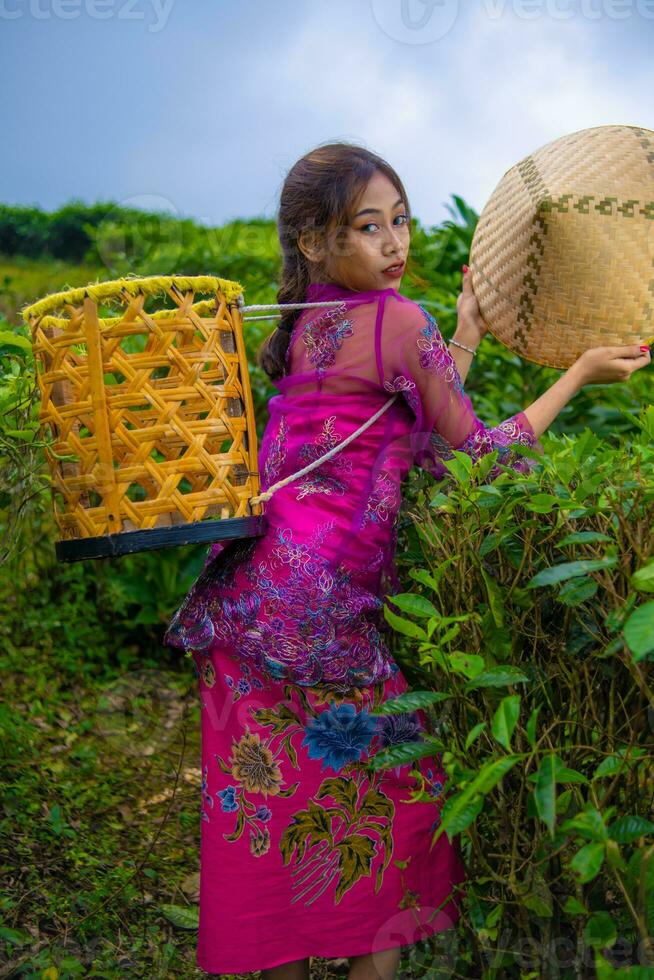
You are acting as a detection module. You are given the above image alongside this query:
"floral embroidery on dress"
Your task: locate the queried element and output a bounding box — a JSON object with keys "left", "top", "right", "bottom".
{"left": 200, "top": 763, "right": 214, "bottom": 822}
{"left": 415, "top": 306, "right": 466, "bottom": 395}
{"left": 384, "top": 373, "right": 420, "bottom": 416}
{"left": 295, "top": 415, "right": 353, "bottom": 501}
{"left": 455, "top": 415, "right": 537, "bottom": 479}
{"left": 224, "top": 667, "right": 265, "bottom": 700}
{"left": 201, "top": 672, "right": 439, "bottom": 907}
{"left": 419, "top": 416, "right": 536, "bottom": 481}
{"left": 301, "top": 304, "right": 354, "bottom": 379}
{"left": 202, "top": 720, "right": 301, "bottom": 857}
{"left": 360, "top": 468, "right": 400, "bottom": 529}
{"left": 167, "top": 523, "right": 397, "bottom": 691}
{"left": 198, "top": 656, "right": 216, "bottom": 688}
{"left": 262, "top": 412, "right": 288, "bottom": 490}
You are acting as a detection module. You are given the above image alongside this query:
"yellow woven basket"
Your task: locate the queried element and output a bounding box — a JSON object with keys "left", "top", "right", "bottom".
{"left": 22, "top": 275, "right": 266, "bottom": 561}
{"left": 469, "top": 124, "right": 654, "bottom": 369}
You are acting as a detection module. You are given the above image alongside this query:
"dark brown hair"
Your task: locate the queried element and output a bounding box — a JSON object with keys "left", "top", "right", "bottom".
{"left": 257, "top": 141, "right": 412, "bottom": 382}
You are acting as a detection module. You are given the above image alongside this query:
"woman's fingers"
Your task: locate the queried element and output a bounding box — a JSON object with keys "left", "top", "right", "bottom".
{"left": 612, "top": 351, "right": 650, "bottom": 377}
{"left": 621, "top": 343, "right": 651, "bottom": 357}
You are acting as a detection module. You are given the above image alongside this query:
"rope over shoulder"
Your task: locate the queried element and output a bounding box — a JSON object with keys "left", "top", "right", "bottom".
{"left": 249, "top": 393, "right": 399, "bottom": 506}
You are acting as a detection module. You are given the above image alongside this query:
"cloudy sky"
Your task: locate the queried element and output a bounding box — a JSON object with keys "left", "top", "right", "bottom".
{"left": 2, "top": 0, "right": 653, "bottom": 228}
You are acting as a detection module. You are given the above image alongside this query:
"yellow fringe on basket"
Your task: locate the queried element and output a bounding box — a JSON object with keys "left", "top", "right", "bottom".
{"left": 30, "top": 299, "right": 221, "bottom": 334}
{"left": 21, "top": 274, "right": 244, "bottom": 323}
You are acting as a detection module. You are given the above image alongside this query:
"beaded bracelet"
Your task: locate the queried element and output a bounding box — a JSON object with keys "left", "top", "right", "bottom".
{"left": 449, "top": 337, "right": 477, "bottom": 356}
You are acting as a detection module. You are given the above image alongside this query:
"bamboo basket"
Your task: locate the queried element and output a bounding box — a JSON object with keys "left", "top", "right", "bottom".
{"left": 469, "top": 124, "right": 654, "bottom": 369}
{"left": 22, "top": 275, "right": 266, "bottom": 562}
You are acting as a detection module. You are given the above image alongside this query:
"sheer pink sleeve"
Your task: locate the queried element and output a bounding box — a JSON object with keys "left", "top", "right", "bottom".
{"left": 379, "top": 294, "right": 543, "bottom": 482}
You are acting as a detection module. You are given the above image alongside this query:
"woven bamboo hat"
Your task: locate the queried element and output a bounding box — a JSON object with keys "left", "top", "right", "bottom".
{"left": 469, "top": 124, "right": 654, "bottom": 369}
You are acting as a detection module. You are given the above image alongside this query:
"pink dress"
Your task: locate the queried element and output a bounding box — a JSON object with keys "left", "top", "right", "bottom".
{"left": 164, "top": 282, "right": 540, "bottom": 975}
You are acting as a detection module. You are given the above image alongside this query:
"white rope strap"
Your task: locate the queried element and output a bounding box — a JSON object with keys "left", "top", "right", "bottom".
{"left": 249, "top": 393, "right": 399, "bottom": 505}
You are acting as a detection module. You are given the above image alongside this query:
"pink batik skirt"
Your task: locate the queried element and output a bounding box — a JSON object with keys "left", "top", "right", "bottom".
{"left": 191, "top": 641, "right": 466, "bottom": 975}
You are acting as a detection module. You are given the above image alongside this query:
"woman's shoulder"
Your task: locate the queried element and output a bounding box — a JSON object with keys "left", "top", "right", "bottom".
{"left": 380, "top": 289, "right": 433, "bottom": 332}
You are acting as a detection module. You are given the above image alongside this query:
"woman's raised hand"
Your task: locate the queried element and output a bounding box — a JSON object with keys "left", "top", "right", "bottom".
{"left": 572, "top": 344, "right": 651, "bottom": 386}
{"left": 455, "top": 265, "right": 489, "bottom": 344}
{"left": 519, "top": 342, "right": 651, "bottom": 442}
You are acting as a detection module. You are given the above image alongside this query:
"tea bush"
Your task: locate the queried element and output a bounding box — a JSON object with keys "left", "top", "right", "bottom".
{"left": 375, "top": 409, "right": 654, "bottom": 977}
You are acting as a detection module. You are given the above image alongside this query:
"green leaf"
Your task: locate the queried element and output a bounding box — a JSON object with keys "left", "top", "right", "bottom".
{"left": 384, "top": 592, "right": 439, "bottom": 619}
{"left": 0, "top": 926, "right": 32, "bottom": 948}
{"left": 3, "top": 428, "right": 36, "bottom": 442}
{"left": 608, "top": 815, "right": 654, "bottom": 843}
{"left": 432, "top": 754, "right": 521, "bottom": 844}
{"left": 557, "top": 531, "right": 613, "bottom": 547}
{"left": 479, "top": 566, "right": 504, "bottom": 628}
{"left": 584, "top": 911, "right": 617, "bottom": 949}
{"left": 409, "top": 560, "right": 457, "bottom": 594}
{"left": 446, "top": 650, "right": 485, "bottom": 679}
{"left": 525, "top": 706, "right": 540, "bottom": 749}
{"left": 595, "top": 957, "right": 654, "bottom": 979}
{"left": 383, "top": 603, "right": 428, "bottom": 640}
{"left": 370, "top": 690, "right": 451, "bottom": 716}
{"left": 436, "top": 792, "right": 484, "bottom": 838}
{"left": 534, "top": 753, "right": 558, "bottom": 837}
{"left": 479, "top": 531, "right": 501, "bottom": 557}
{"left": 464, "top": 721, "right": 487, "bottom": 751}
{"left": 366, "top": 735, "right": 444, "bottom": 771}
{"left": 523, "top": 881, "right": 553, "bottom": 918}
{"left": 527, "top": 556, "right": 617, "bottom": 588}
{"left": 570, "top": 842, "right": 605, "bottom": 883}
{"left": 159, "top": 904, "right": 199, "bottom": 930}
{"left": 474, "top": 753, "right": 522, "bottom": 795}
{"left": 555, "top": 767, "right": 589, "bottom": 785}
{"left": 562, "top": 895, "right": 587, "bottom": 916}
{"left": 524, "top": 493, "right": 561, "bottom": 513}
{"left": 560, "top": 807, "right": 607, "bottom": 842}
{"left": 472, "top": 450, "right": 501, "bottom": 484}
{"left": 624, "top": 602, "right": 654, "bottom": 662}
{"left": 445, "top": 450, "right": 473, "bottom": 483}
{"left": 464, "top": 665, "right": 529, "bottom": 692}
{"left": 0, "top": 329, "right": 32, "bottom": 351}
{"left": 558, "top": 576, "right": 598, "bottom": 606}
{"left": 593, "top": 754, "right": 626, "bottom": 779}
{"left": 491, "top": 695, "right": 521, "bottom": 751}
{"left": 630, "top": 558, "right": 654, "bottom": 594}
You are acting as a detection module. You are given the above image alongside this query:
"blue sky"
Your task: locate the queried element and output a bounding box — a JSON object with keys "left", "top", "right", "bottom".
{"left": 1, "top": 0, "right": 653, "bottom": 228}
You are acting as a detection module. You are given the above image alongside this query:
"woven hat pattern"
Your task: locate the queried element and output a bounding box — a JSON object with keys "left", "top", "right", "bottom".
{"left": 469, "top": 125, "right": 654, "bottom": 368}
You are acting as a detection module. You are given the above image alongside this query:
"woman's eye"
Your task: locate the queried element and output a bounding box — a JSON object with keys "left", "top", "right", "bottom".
{"left": 359, "top": 214, "right": 408, "bottom": 233}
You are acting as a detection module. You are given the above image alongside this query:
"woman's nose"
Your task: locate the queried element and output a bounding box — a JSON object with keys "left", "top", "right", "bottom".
{"left": 383, "top": 226, "right": 404, "bottom": 252}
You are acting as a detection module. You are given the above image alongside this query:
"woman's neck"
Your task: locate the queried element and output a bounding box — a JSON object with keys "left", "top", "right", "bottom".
{"left": 305, "top": 281, "right": 399, "bottom": 302}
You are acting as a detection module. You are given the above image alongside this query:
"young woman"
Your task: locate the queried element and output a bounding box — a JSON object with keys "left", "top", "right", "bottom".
{"left": 164, "top": 142, "right": 650, "bottom": 980}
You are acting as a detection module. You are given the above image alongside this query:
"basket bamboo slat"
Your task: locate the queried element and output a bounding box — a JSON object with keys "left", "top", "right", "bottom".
{"left": 469, "top": 124, "right": 654, "bottom": 369}
{"left": 22, "top": 275, "right": 266, "bottom": 561}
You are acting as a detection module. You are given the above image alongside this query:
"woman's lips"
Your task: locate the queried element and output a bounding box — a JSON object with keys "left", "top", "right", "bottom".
{"left": 382, "top": 262, "right": 404, "bottom": 278}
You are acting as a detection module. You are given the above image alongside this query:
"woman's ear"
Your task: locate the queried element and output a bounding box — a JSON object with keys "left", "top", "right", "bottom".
{"left": 298, "top": 228, "right": 325, "bottom": 264}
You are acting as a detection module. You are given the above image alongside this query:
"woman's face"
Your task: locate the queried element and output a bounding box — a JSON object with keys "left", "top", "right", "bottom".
{"left": 305, "top": 170, "right": 411, "bottom": 292}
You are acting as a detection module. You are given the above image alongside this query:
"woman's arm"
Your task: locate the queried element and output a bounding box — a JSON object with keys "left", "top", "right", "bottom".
{"left": 450, "top": 268, "right": 651, "bottom": 439}
{"left": 447, "top": 321, "right": 479, "bottom": 384}
{"left": 448, "top": 267, "right": 487, "bottom": 383}
{"left": 522, "top": 347, "right": 650, "bottom": 439}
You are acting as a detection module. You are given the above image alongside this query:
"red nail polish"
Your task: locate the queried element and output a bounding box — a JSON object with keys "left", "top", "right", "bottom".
{"left": 640, "top": 345, "right": 649, "bottom": 352}
{"left": 462, "top": 264, "right": 469, "bottom": 273}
